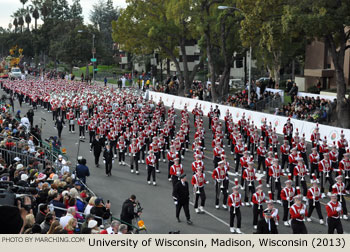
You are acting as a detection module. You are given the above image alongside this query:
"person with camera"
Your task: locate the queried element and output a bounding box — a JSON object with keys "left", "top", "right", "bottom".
{"left": 120, "top": 195, "right": 141, "bottom": 232}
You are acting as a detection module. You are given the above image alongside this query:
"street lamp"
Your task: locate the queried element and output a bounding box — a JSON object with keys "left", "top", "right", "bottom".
{"left": 218, "top": 6, "right": 252, "bottom": 103}
{"left": 78, "top": 30, "right": 96, "bottom": 85}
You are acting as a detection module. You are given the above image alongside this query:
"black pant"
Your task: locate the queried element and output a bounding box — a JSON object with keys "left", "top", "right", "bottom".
{"left": 282, "top": 200, "right": 290, "bottom": 221}
{"left": 79, "top": 126, "right": 85, "bottom": 137}
{"left": 289, "top": 164, "right": 295, "bottom": 180}
{"left": 291, "top": 219, "right": 308, "bottom": 234}
{"left": 307, "top": 200, "right": 323, "bottom": 220}
{"left": 119, "top": 151, "right": 125, "bottom": 162}
{"left": 89, "top": 131, "right": 95, "bottom": 143}
{"left": 310, "top": 163, "right": 319, "bottom": 178}
{"left": 337, "top": 195, "right": 348, "bottom": 215}
{"left": 213, "top": 156, "right": 221, "bottom": 169}
{"left": 281, "top": 154, "right": 288, "bottom": 171}
{"left": 253, "top": 204, "right": 263, "bottom": 225}
{"left": 105, "top": 161, "right": 112, "bottom": 175}
{"left": 327, "top": 218, "right": 343, "bottom": 234}
{"left": 271, "top": 179, "right": 281, "bottom": 200}
{"left": 229, "top": 207, "right": 241, "bottom": 228}
{"left": 215, "top": 180, "right": 228, "bottom": 206}
{"left": 235, "top": 154, "right": 242, "bottom": 172}
{"left": 176, "top": 201, "right": 190, "bottom": 220}
{"left": 130, "top": 154, "right": 138, "bottom": 171}
{"left": 320, "top": 172, "right": 334, "bottom": 193}
{"left": 295, "top": 177, "right": 307, "bottom": 196}
{"left": 94, "top": 152, "right": 101, "bottom": 165}
{"left": 147, "top": 165, "right": 156, "bottom": 182}
{"left": 57, "top": 127, "right": 63, "bottom": 139}
{"left": 257, "top": 156, "right": 266, "bottom": 172}
{"left": 194, "top": 187, "right": 206, "bottom": 208}
{"left": 69, "top": 124, "right": 75, "bottom": 132}
{"left": 244, "top": 182, "right": 255, "bottom": 202}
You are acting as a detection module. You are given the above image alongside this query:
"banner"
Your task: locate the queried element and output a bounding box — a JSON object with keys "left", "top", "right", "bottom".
{"left": 297, "top": 92, "right": 337, "bottom": 101}
{"left": 149, "top": 91, "right": 350, "bottom": 143}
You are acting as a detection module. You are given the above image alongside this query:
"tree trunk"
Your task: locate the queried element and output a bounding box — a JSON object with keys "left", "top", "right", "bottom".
{"left": 179, "top": 36, "right": 191, "bottom": 96}
{"left": 35, "top": 19, "right": 37, "bottom": 30}
{"left": 85, "top": 62, "right": 89, "bottom": 80}
{"left": 327, "top": 34, "right": 350, "bottom": 128}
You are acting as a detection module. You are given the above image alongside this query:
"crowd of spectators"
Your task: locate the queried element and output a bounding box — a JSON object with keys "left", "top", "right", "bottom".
{"left": 0, "top": 94, "right": 128, "bottom": 235}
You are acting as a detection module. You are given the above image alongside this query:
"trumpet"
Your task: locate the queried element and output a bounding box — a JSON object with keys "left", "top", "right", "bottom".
{"left": 313, "top": 195, "right": 315, "bottom": 207}
{"left": 233, "top": 194, "right": 236, "bottom": 214}
{"left": 326, "top": 170, "right": 330, "bottom": 178}
{"left": 300, "top": 166, "right": 305, "bottom": 181}
{"left": 339, "top": 185, "right": 343, "bottom": 203}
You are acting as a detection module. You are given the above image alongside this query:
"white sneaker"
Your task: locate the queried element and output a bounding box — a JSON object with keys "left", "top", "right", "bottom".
{"left": 241, "top": 202, "right": 245, "bottom": 206}
{"left": 321, "top": 193, "right": 326, "bottom": 198}
{"left": 138, "top": 160, "right": 141, "bottom": 164}
{"left": 235, "top": 172, "right": 239, "bottom": 176}
{"left": 327, "top": 192, "right": 332, "bottom": 197}
{"left": 163, "top": 159, "right": 166, "bottom": 163}
{"left": 240, "top": 186, "right": 244, "bottom": 190}
{"left": 168, "top": 178, "right": 172, "bottom": 181}
{"left": 266, "top": 184, "right": 270, "bottom": 188}
{"left": 282, "top": 169, "right": 285, "bottom": 173}
{"left": 122, "top": 161, "right": 125, "bottom": 166}
{"left": 307, "top": 218, "right": 312, "bottom": 222}
{"left": 258, "top": 170, "right": 261, "bottom": 174}
{"left": 303, "top": 196, "right": 307, "bottom": 202}
{"left": 153, "top": 181, "right": 157, "bottom": 186}
{"left": 215, "top": 205, "right": 219, "bottom": 209}
{"left": 288, "top": 220, "right": 291, "bottom": 225}
{"left": 253, "top": 225, "right": 257, "bottom": 230}
{"left": 181, "top": 155, "right": 184, "bottom": 159}
{"left": 231, "top": 152, "right": 234, "bottom": 155}
{"left": 222, "top": 204, "right": 227, "bottom": 209}
{"left": 320, "top": 219, "right": 324, "bottom": 225}
{"left": 195, "top": 208, "right": 199, "bottom": 213}
{"left": 275, "top": 222, "right": 279, "bottom": 226}
{"left": 156, "top": 170, "right": 160, "bottom": 173}
{"left": 131, "top": 169, "right": 134, "bottom": 173}
{"left": 284, "top": 221, "right": 290, "bottom": 226}
{"left": 199, "top": 206, "right": 204, "bottom": 212}
{"left": 250, "top": 202, "right": 254, "bottom": 206}
{"left": 343, "top": 215, "right": 348, "bottom": 220}
{"left": 230, "top": 227, "right": 235, "bottom": 233}
{"left": 142, "top": 160, "right": 145, "bottom": 164}
{"left": 277, "top": 200, "right": 282, "bottom": 205}
{"left": 136, "top": 171, "right": 139, "bottom": 175}
{"left": 129, "top": 153, "right": 131, "bottom": 156}
{"left": 114, "top": 154, "right": 117, "bottom": 158}
{"left": 148, "top": 181, "right": 151, "bottom": 185}
{"left": 236, "top": 228, "right": 242, "bottom": 234}
{"left": 263, "top": 171, "right": 266, "bottom": 175}
{"left": 223, "top": 145, "right": 226, "bottom": 148}
{"left": 119, "top": 162, "right": 121, "bottom": 165}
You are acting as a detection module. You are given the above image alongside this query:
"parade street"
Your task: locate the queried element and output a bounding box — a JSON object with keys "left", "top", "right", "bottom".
{"left": 3, "top": 85, "right": 349, "bottom": 234}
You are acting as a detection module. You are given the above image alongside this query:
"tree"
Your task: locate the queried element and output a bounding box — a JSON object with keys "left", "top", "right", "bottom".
{"left": 25, "top": 8, "right": 32, "bottom": 31}
{"left": 113, "top": 0, "right": 202, "bottom": 96}
{"left": 13, "top": 18, "right": 18, "bottom": 33}
{"left": 20, "top": 0, "right": 29, "bottom": 8}
{"left": 18, "top": 16, "right": 25, "bottom": 33}
{"left": 70, "top": 0, "right": 83, "bottom": 26}
{"left": 282, "top": 0, "right": 350, "bottom": 128}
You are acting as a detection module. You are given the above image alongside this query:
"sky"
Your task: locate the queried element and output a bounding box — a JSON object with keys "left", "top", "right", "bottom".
{"left": 0, "top": 0, "right": 127, "bottom": 29}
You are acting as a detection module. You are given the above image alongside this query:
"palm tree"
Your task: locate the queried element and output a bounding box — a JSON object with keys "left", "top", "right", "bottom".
{"left": 29, "top": 0, "right": 42, "bottom": 30}
{"left": 25, "top": 12, "right": 32, "bottom": 31}
{"left": 13, "top": 18, "right": 18, "bottom": 33}
{"left": 20, "top": 0, "right": 28, "bottom": 8}
{"left": 18, "top": 16, "right": 24, "bottom": 33}
{"left": 32, "top": 8, "right": 40, "bottom": 30}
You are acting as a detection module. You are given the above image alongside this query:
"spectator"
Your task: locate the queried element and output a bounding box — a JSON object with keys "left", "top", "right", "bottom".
{"left": 84, "top": 196, "right": 97, "bottom": 215}
{"left": 35, "top": 204, "right": 48, "bottom": 224}
{"left": 76, "top": 158, "right": 90, "bottom": 184}
{"left": 59, "top": 207, "right": 76, "bottom": 228}
{"left": 40, "top": 213, "right": 55, "bottom": 234}
{"left": 118, "top": 224, "right": 128, "bottom": 234}
{"left": 289, "top": 83, "right": 298, "bottom": 103}
{"left": 64, "top": 218, "right": 77, "bottom": 234}
{"left": 80, "top": 214, "right": 94, "bottom": 232}
{"left": 90, "top": 198, "right": 111, "bottom": 226}
{"left": 47, "top": 220, "right": 61, "bottom": 234}
{"left": 88, "top": 220, "right": 100, "bottom": 234}
{"left": 49, "top": 193, "right": 66, "bottom": 218}
{"left": 23, "top": 214, "right": 35, "bottom": 234}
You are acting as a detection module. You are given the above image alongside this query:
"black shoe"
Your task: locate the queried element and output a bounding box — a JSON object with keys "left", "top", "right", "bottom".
{"left": 96, "top": 164, "right": 99, "bottom": 167}
{"left": 177, "top": 218, "right": 181, "bottom": 223}
{"left": 187, "top": 219, "right": 193, "bottom": 225}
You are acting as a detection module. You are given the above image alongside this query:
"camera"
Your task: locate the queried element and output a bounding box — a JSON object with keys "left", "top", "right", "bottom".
{"left": 134, "top": 200, "right": 143, "bottom": 214}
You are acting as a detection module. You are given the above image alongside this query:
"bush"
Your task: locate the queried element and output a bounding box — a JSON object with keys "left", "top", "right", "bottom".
{"left": 307, "top": 86, "right": 320, "bottom": 94}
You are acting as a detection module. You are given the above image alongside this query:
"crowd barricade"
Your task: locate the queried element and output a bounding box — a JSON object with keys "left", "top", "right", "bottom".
{"left": 297, "top": 92, "right": 337, "bottom": 101}
{"left": 148, "top": 91, "right": 350, "bottom": 143}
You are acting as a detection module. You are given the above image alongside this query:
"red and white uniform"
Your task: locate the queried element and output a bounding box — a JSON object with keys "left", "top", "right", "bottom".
{"left": 257, "top": 146, "right": 266, "bottom": 157}
{"left": 129, "top": 142, "right": 139, "bottom": 156}
{"left": 170, "top": 164, "right": 184, "bottom": 177}
{"left": 192, "top": 160, "right": 204, "bottom": 173}
{"left": 333, "top": 182, "right": 346, "bottom": 196}
{"left": 252, "top": 191, "right": 266, "bottom": 206}
{"left": 191, "top": 173, "right": 207, "bottom": 188}
{"left": 318, "top": 159, "right": 332, "bottom": 174}
{"left": 307, "top": 186, "right": 321, "bottom": 202}
{"left": 242, "top": 168, "right": 257, "bottom": 182}
{"left": 77, "top": 117, "right": 85, "bottom": 126}
{"left": 212, "top": 166, "right": 228, "bottom": 181}
{"left": 228, "top": 193, "right": 242, "bottom": 208}
{"left": 281, "top": 187, "right": 296, "bottom": 203}
{"left": 117, "top": 139, "right": 126, "bottom": 151}
{"left": 213, "top": 147, "right": 225, "bottom": 158}
{"left": 326, "top": 201, "right": 343, "bottom": 218}
{"left": 269, "top": 165, "right": 283, "bottom": 179}
{"left": 339, "top": 159, "right": 350, "bottom": 172}
{"left": 280, "top": 144, "right": 290, "bottom": 156}
{"left": 146, "top": 154, "right": 156, "bottom": 166}
{"left": 309, "top": 152, "right": 320, "bottom": 166}
{"left": 294, "top": 164, "right": 308, "bottom": 179}
{"left": 167, "top": 151, "right": 178, "bottom": 163}
{"left": 290, "top": 203, "right": 308, "bottom": 221}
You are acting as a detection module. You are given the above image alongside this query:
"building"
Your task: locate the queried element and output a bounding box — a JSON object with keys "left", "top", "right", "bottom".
{"left": 303, "top": 39, "right": 350, "bottom": 91}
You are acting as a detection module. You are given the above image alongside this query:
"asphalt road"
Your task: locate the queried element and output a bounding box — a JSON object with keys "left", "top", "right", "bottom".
{"left": 3, "top": 84, "right": 349, "bottom": 234}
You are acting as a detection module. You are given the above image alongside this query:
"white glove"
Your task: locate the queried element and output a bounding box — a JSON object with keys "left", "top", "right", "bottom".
{"left": 112, "top": 160, "right": 114, "bottom": 164}
{"left": 174, "top": 201, "right": 178, "bottom": 205}
{"left": 300, "top": 209, "right": 305, "bottom": 215}
{"left": 103, "top": 160, "right": 105, "bottom": 164}
{"left": 336, "top": 206, "right": 342, "bottom": 212}
{"left": 206, "top": 181, "right": 209, "bottom": 184}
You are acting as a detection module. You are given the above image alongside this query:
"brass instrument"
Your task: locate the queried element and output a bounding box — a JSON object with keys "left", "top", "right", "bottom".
{"left": 300, "top": 165, "right": 305, "bottom": 181}
{"left": 274, "top": 166, "right": 279, "bottom": 183}
{"left": 248, "top": 170, "right": 253, "bottom": 187}
{"left": 233, "top": 194, "right": 236, "bottom": 214}
{"left": 258, "top": 193, "right": 263, "bottom": 210}
{"left": 339, "top": 184, "right": 343, "bottom": 203}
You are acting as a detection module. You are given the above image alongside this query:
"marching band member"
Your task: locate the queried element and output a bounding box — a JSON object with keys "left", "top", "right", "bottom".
{"left": 309, "top": 147, "right": 320, "bottom": 178}
{"left": 338, "top": 130, "right": 348, "bottom": 162}
{"left": 146, "top": 150, "right": 157, "bottom": 185}
{"left": 191, "top": 167, "right": 209, "bottom": 213}
{"left": 326, "top": 191, "right": 344, "bottom": 234}
{"left": 167, "top": 145, "right": 178, "bottom": 181}
{"left": 280, "top": 139, "right": 290, "bottom": 173}
{"left": 269, "top": 128, "right": 279, "bottom": 154}
{"left": 66, "top": 108, "right": 75, "bottom": 133}
{"left": 281, "top": 174, "right": 295, "bottom": 226}
{"left": 332, "top": 175, "right": 348, "bottom": 219}
{"left": 318, "top": 152, "right": 334, "bottom": 198}
{"left": 269, "top": 157, "right": 283, "bottom": 204}
{"left": 242, "top": 161, "right": 256, "bottom": 206}
{"left": 329, "top": 143, "right": 339, "bottom": 170}
{"left": 319, "top": 137, "right": 329, "bottom": 160}
{"left": 257, "top": 139, "right": 267, "bottom": 174}
{"left": 306, "top": 174, "right": 324, "bottom": 224}
{"left": 265, "top": 150, "right": 274, "bottom": 187}
{"left": 213, "top": 141, "right": 225, "bottom": 169}
{"left": 103, "top": 143, "right": 114, "bottom": 177}
{"left": 288, "top": 147, "right": 298, "bottom": 180}
{"left": 283, "top": 118, "right": 293, "bottom": 145}
{"left": 297, "top": 135, "right": 308, "bottom": 168}
{"left": 310, "top": 124, "right": 320, "bottom": 149}
{"left": 234, "top": 139, "right": 244, "bottom": 176}
{"left": 212, "top": 161, "right": 229, "bottom": 209}
{"left": 117, "top": 136, "right": 126, "bottom": 166}
{"left": 129, "top": 138, "right": 139, "bottom": 174}
{"left": 290, "top": 194, "right": 308, "bottom": 234}
{"left": 294, "top": 158, "right": 308, "bottom": 200}
{"left": 192, "top": 154, "right": 204, "bottom": 173}
{"left": 77, "top": 116, "right": 86, "bottom": 139}
{"left": 339, "top": 153, "right": 350, "bottom": 191}
{"left": 252, "top": 180, "right": 266, "bottom": 229}
{"left": 228, "top": 181, "right": 242, "bottom": 234}
{"left": 255, "top": 197, "right": 279, "bottom": 234}
{"left": 170, "top": 158, "right": 184, "bottom": 189}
